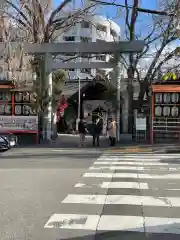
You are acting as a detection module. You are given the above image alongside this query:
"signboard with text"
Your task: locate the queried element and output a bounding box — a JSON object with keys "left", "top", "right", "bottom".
{"left": 0, "top": 116, "right": 38, "bottom": 131}
{"left": 136, "top": 117, "right": 146, "bottom": 130}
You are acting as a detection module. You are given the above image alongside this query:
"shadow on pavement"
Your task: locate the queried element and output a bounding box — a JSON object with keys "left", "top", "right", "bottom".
{"left": 18, "top": 135, "right": 109, "bottom": 149}
{"left": 0, "top": 152, "right": 101, "bottom": 159}
{"left": 56, "top": 231, "right": 180, "bottom": 240}
{"left": 58, "top": 231, "right": 146, "bottom": 240}
{"left": 18, "top": 143, "right": 109, "bottom": 149}
{"left": 48, "top": 214, "right": 180, "bottom": 240}
{"left": 164, "top": 149, "right": 180, "bottom": 154}
{"left": 160, "top": 158, "right": 180, "bottom": 164}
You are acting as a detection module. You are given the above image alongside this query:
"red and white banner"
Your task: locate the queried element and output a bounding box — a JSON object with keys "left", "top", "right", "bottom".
{"left": 56, "top": 95, "right": 68, "bottom": 121}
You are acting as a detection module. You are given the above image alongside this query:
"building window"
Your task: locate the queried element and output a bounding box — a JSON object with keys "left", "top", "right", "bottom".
{"left": 63, "top": 36, "right": 75, "bottom": 41}
{"left": 81, "top": 21, "right": 90, "bottom": 28}
{"left": 96, "top": 55, "right": 106, "bottom": 61}
{"left": 64, "top": 69, "right": 75, "bottom": 71}
{"left": 81, "top": 68, "right": 91, "bottom": 74}
{"left": 96, "top": 69, "right": 106, "bottom": 77}
{"left": 96, "top": 24, "right": 106, "bottom": 32}
{"left": 81, "top": 53, "right": 91, "bottom": 59}
{"left": 80, "top": 37, "right": 91, "bottom": 43}
{"left": 64, "top": 53, "right": 75, "bottom": 56}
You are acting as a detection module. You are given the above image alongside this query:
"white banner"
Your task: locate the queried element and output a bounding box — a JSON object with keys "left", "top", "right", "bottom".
{"left": 135, "top": 117, "right": 146, "bottom": 131}
{"left": 0, "top": 116, "right": 38, "bottom": 131}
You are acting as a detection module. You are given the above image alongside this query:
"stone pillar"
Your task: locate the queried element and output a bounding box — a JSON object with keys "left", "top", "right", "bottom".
{"left": 122, "top": 91, "right": 129, "bottom": 133}
{"left": 42, "top": 53, "right": 53, "bottom": 141}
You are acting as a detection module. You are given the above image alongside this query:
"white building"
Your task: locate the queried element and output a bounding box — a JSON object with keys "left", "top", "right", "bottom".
{"left": 54, "top": 14, "right": 120, "bottom": 96}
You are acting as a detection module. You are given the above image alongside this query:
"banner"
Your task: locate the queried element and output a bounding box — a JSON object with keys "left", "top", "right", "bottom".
{"left": 0, "top": 116, "right": 38, "bottom": 131}
{"left": 56, "top": 95, "right": 68, "bottom": 121}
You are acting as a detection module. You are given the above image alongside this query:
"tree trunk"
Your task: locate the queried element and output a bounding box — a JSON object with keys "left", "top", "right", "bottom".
{"left": 127, "top": 81, "right": 133, "bottom": 134}
{"left": 126, "top": 0, "right": 139, "bottom": 135}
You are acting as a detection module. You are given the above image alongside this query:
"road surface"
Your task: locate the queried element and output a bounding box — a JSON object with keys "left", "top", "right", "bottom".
{"left": 1, "top": 148, "right": 180, "bottom": 239}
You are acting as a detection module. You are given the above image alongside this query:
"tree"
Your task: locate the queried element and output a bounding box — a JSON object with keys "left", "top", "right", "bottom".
{"left": 90, "top": 0, "right": 180, "bottom": 135}
{"left": 1, "top": 0, "right": 96, "bottom": 141}
{"left": 0, "top": 4, "right": 66, "bottom": 139}
{"left": 31, "top": 68, "right": 66, "bottom": 115}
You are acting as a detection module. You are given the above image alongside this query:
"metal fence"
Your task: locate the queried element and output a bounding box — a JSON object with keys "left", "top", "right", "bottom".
{"left": 152, "top": 117, "right": 180, "bottom": 143}
{"left": 131, "top": 115, "right": 180, "bottom": 143}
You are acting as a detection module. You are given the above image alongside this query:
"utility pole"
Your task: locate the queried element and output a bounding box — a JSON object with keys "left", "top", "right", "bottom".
{"left": 75, "top": 45, "right": 81, "bottom": 132}
{"left": 76, "top": 80, "right": 81, "bottom": 132}
{"left": 116, "top": 57, "right": 122, "bottom": 142}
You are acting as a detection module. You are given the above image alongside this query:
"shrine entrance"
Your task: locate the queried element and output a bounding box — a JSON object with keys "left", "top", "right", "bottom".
{"left": 151, "top": 79, "right": 180, "bottom": 144}
{"left": 61, "top": 79, "right": 119, "bottom": 133}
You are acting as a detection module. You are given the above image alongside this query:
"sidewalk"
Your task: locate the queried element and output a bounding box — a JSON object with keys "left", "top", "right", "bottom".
{"left": 110, "top": 143, "right": 180, "bottom": 153}
{"left": 15, "top": 133, "right": 180, "bottom": 153}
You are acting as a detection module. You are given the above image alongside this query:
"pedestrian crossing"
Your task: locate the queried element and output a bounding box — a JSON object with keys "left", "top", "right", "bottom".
{"left": 44, "top": 152, "right": 180, "bottom": 238}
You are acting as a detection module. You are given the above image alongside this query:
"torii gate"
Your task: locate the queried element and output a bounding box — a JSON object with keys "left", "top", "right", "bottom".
{"left": 0, "top": 41, "right": 145, "bottom": 141}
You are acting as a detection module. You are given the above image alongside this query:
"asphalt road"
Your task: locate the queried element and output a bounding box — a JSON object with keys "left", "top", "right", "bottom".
{"left": 0, "top": 148, "right": 102, "bottom": 240}
{"left": 2, "top": 148, "right": 180, "bottom": 240}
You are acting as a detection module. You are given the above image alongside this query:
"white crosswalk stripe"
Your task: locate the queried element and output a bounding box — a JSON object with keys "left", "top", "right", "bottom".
{"left": 44, "top": 152, "right": 180, "bottom": 237}
{"left": 94, "top": 161, "right": 170, "bottom": 166}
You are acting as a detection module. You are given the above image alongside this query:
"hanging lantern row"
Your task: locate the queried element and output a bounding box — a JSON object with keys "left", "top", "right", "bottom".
{"left": 155, "top": 106, "right": 179, "bottom": 117}
{"left": 155, "top": 93, "right": 180, "bottom": 103}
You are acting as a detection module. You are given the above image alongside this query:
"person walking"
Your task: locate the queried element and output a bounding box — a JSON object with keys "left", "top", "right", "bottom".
{"left": 78, "top": 119, "right": 86, "bottom": 147}
{"left": 108, "top": 118, "right": 116, "bottom": 146}
{"left": 106, "top": 118, "right": 112, "bottom": 145}
{"left": 92, "top": 115, "right": 103, "bottom": 147}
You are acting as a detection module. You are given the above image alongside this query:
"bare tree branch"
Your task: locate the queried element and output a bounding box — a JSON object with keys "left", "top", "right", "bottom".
{"left": 152, "top": 46, "right": 180, "bottom": 79}
{"left": 90, "top": 0, "right": 175, "bottom": 16}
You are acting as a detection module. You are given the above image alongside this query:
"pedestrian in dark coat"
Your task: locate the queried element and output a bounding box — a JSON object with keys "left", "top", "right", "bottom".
{"left": 92, "top": 116, "right": 103, "bottom": 147}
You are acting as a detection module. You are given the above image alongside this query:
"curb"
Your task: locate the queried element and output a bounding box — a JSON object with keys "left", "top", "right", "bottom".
{"left": 107, "top": 147, "right": 154, "bottom": 153}
{"left": 108, "top": 144, "right": 180, "bottom": 154}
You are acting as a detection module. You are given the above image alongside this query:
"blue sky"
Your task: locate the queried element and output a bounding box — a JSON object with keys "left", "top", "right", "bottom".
{"left": 53, "top": 0, "right": 159, "bottom": 16}
{"left": 53, "top": 0, "right": 159, "bottom": 35}
{"left": 53, "top": 0, "right": 157, "bottom": 15}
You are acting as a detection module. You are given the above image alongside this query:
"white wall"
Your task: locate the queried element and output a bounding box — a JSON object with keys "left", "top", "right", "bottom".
{"left": 55, "top": 15, "right": 120, "bottom": 81}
